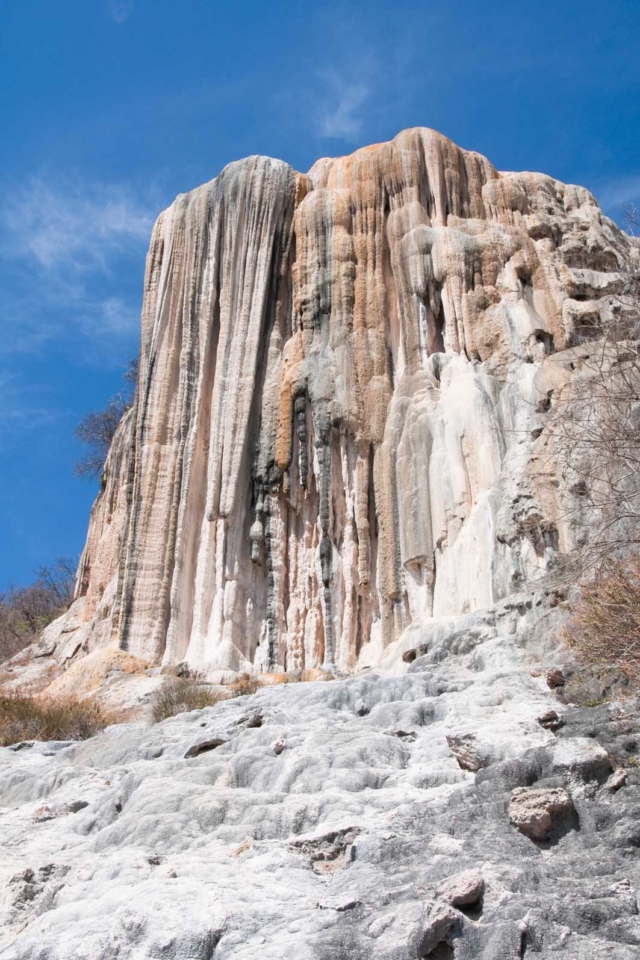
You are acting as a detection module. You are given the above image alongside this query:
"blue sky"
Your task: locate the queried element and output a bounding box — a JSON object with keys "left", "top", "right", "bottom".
{"left": 1, "top": 0, "right": 639, "bottom": 588}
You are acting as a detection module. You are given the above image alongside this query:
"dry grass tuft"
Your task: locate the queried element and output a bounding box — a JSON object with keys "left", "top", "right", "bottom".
{"left": 300, "top": 668, "right": 335, "bottom": 682}
{"left": 150, "top": 666, "right": 335, "bottom": 725}
{"left": 150, "top": 677, "right": 224, "bottom": 723}
{"left": 256, "top": 669, "right": 335, "bottom": 686}
{"left": 0, "top": 693, "right": 119, "bottom": 746}
{"left": 563, "top": 553, "right": 640, "bottom": 683}
{"left": 229, "top": 673, "right": 261, "bottom": 698}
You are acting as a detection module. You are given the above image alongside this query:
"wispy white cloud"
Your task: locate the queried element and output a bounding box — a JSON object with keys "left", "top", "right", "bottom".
{"left": 1, "top": 177, "right": 157, "bottom": 362}
{"left": 3, "top": 178, "right": 153, "bottom": 273}
{"left": 318, "top": 79, "right": 370, "bottom": 140}
{"left": 285, "top": 11, "right": 424, "bottom": 147}
{"left": 107, "top": 0, "right": 135, "bottom": 24}
{"left": 85, "top": 297, "right": 141, "bottom": 338}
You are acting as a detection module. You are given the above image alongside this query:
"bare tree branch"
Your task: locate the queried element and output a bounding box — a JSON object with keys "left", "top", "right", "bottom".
{"left": 74, "top": 355, "right": 138, "bottom": 480}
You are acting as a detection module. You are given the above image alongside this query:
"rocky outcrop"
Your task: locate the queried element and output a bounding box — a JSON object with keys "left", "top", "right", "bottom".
{"left": 29, "top": 128, "right": 640, "bottom": 679}
{"left": 3, "top": 600, "right": 640, "bottom": 959}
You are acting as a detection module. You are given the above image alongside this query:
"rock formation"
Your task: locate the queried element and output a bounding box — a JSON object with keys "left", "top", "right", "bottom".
{"left": 30, "top": 128, "right": 640, "bottom": 680}
{"left": 3, "top": 602, "right": 640, "bottom": 958}
{"left": 3, "top": 129, "right": 640, "bottom": 955}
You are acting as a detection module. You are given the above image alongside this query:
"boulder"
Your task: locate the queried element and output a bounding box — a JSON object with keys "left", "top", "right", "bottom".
{"left": 438, "top": 870, "right": 485, "bottom": 908}
{"left": 509, "top": 786, "right": 575, "bottom": 841}
{"left": 546, "top": 668, "right": 567, "bottom": 689}
{"left": 419, "top": 900, "right": 459, "bottom": 955}
{"left": 551, "top": 737, "right": 612, "bottom": 782}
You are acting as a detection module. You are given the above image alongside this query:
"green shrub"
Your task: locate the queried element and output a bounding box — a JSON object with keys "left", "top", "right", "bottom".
{"left": 0, "top": 693, "right": 118, "bottom": 746}
{"left": 150, "top": 678, "right": 223, "bottom": 723}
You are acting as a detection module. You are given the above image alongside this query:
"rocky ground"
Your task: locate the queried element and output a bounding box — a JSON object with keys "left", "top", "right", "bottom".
{"left": 1, "top": 595, "right": 640, "bottom": 959}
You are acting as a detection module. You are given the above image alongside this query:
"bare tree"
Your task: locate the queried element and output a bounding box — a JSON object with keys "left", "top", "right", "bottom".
{"left": 0, "top": 558, "right": 77, "bottom": 662}
{"left": 74, "top": 355, "right": 138, "bottom": 479}
{"left": 34, "top": 556, "right": 76, "bottom": 607}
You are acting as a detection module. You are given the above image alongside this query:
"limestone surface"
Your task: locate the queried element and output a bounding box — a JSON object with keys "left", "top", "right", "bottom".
{"left": 21, "top": 127, "right": 639, "bottom": 682}
{"left": 2, "top": 599, "right": 640, "bottom": 958}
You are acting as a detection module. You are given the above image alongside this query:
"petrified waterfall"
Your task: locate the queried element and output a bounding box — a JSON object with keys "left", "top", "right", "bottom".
{"left": 67, "top": 128, "right": 638, "bottom": 675}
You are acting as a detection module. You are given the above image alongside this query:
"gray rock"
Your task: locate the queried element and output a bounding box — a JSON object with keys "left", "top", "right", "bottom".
{"left": 2, "top": 611, "right": 640, "bottom": 958}
{"left": 437, "top": 869, "right": 485, "bottom": 907}
{"left": 551, "top": 736, "right": 612, "bottom": 782}
{"left": 419, "top": 900, "right": 459, "bottom": 954}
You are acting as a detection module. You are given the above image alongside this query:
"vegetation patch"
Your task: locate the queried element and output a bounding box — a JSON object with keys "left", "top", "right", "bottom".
{"left": 150, "top": 677, "right": 224, "bottom": 723}
{"left": 0, "top": 558, "right": 76, "bottom": 663}
{"left": 151, "top": 669, "right": 334, "bottom": 723}
{"left": 228, "top": 673, "right": 261, "bottom": 698}
{"left": 564, "top": 553, "right": 640, "bottom": 685}
{"left": 0, "top": 693, "right": 119, "bottom": 747}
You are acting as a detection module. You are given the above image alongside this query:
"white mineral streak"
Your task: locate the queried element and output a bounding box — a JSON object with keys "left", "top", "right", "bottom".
{"left": 49, "top": 128, "right": 639, "bottom": 675}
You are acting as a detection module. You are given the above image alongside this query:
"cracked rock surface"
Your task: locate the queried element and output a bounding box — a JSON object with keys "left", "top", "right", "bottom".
{"left": 2, "top": 600, "right": 640, "bottom": 959}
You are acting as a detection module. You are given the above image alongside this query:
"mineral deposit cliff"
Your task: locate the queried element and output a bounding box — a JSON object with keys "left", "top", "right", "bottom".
{"left": 4, "top": 129, "right": 640, "bottom": 960}
{"left": 38, "top": 128, "right": 640, "bottom": 677}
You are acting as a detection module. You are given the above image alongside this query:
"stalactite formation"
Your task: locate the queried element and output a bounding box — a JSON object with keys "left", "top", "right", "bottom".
{"left": 56, "top": 128, "right": 638, "bottom": 674}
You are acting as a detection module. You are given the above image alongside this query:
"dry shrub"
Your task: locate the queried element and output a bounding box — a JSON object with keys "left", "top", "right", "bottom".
{"left": 259, "top": 672, "right": 305, "bottom": 686}
{"left": 0, "top": 693, "right": 118, "bottom": 746}
{"left": 229, "top": 673, "right": 261, "bottom": 698}
{"left": 150, "top": 677, "right": 223, "bottom": 723}
{"left": 0, "top": 558, "right": 76, "bottom": 663}
{"left": 300, "top": 668, "right": 335, "bottom": 682}
{"left": 563, "top": 553, "right": 640, "bottom": 682}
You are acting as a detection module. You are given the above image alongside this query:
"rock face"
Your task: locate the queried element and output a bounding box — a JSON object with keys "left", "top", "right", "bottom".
{"left": 3, "top": 608, "right": 640, "bottom": 959}
{"left": 32, "top": 128, "right": 640, "bottom": 678}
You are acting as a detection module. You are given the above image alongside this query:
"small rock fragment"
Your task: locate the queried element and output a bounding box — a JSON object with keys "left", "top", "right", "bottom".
{"left": 184, "top": 737, "right": 227, "bottom": 759}
{"left": 318, "top": 898, "right": 361, "bottom": 912}
{"left": 402, "top": 644, "right": 428, "bottom": 664}
{"left": 446, "top": 734, "right": 486, "bottom": 771}
{"left": 438, "top": 870, "right": 485, "bottom": 908}
{"left": 33, "top": 805, "right": 56, "bottom": 823}
{"left": 609, "top": 878, "right": 632, "bottom": 895}
{"left": 607, "top": 768, "right": 627, "bottom": 792}
{"left": 289, "top": 827, "right": 358, "bottom": 874}
{"left": 546, "top": 668, "right": 566, "bottom": 689}
{"left": 537, "top": 709, "right": 565, "bottom": 731}
{"left": 392, "top": 730, "right": 417, "bottom": 742}
{"left": 509, "top": 786, "right": 575, "bottom": 841}
{"left": 272, "top": 736, "right": 286, "bottom": 756}
{"left": 232, "top": 838, "right": 253, "bottom": 857}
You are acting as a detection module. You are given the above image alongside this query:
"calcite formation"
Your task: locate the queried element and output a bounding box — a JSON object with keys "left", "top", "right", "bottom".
{"left": 4, "top": 605, "right": 640, "bottom": 959}
{"left": 52, "top": 128, "right": 639, "bottom": 675}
